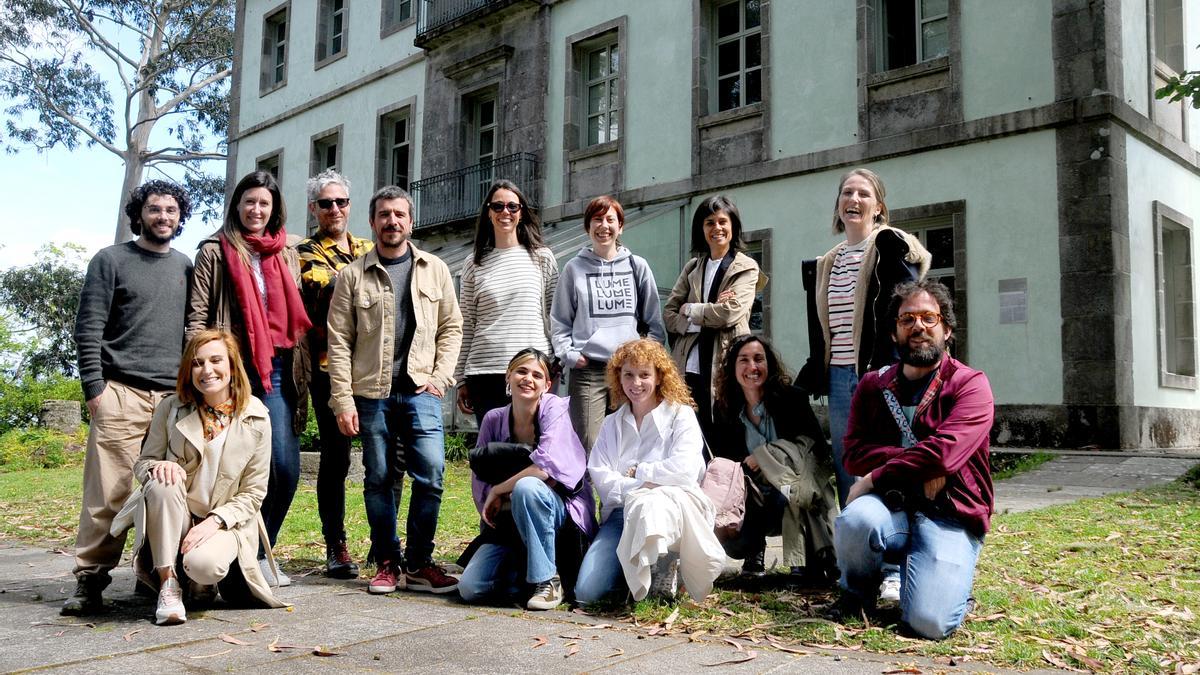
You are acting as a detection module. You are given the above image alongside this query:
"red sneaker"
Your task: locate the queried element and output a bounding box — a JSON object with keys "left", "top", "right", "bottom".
{"left": 368, "top": 561, "right": 403, "bottom": 594}
{"left": 404, "top": 564, "right": 459, "bottom": 594}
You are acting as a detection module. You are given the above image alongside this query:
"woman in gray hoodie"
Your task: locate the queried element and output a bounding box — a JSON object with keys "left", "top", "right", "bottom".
{"left": 550, "top": 196, "right": 666, "bottom": 452}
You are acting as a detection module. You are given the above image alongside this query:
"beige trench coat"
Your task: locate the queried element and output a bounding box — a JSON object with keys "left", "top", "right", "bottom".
{"left": 117, "top": 394, "right": 287, "bottom": 609}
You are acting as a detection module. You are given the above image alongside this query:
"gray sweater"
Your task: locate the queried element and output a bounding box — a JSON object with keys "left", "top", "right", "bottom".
{"left": 549, "top": 246, "right": 666, "bottom": 366}
{"left": 74, "top": 242, "right": 193, "bottom": 400}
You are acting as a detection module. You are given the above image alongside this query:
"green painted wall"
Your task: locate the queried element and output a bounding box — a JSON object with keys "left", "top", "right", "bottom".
{"left": 674, "top": 132, "right": 1062, "bottom": 405}
{"left": 1125, "top": 134, "right": 1200, "bottom": 409}
{"left": 961, "top": 0, "right": 1054, "bottom": 120}
{"left": 621, "top": 205, "right": 686, "bottom": 290}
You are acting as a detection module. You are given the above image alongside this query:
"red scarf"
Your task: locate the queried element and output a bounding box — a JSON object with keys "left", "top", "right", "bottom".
{"left": 220, "top": 231, "right": 312, "bottom": 391}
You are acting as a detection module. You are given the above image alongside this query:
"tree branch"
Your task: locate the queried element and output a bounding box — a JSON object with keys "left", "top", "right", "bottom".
{"left": 143, "top": 148, "right": 226, "bottom": 162}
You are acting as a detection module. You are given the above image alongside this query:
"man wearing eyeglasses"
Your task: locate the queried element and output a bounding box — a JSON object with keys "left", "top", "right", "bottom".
{"left": 66, "top": 180, "right": 194, "bottom": 615}
{"left": 831, "top": 279, "right": 994, "bottom": 640}
{"left": 298, "top": 169, "right": 373, "bottom": 579}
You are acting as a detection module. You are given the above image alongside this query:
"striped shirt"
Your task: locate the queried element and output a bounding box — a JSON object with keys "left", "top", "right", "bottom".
{"left": 456, "top": 246, "right": 558, "bottom": 378}
{"left": 828, "top": 240, "right": 867, "bottom": 367}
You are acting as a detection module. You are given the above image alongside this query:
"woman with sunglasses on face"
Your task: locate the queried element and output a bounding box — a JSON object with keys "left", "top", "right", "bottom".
{"left": 458, "top": 349, "right": 597, "bottom": 610}
{"left": 455, "top": 180, "right": 559, "bottom": 426}
{"left": 663, "top": 195, "right": 766, "bottom": 440}
{"left": 550, "top": 195, "right": 666, "bottom": 452}
{"left": 187, "top": 171, "right": 311, "bottom": 587}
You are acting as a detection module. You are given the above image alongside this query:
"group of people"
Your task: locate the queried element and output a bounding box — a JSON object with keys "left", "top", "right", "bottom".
{"left": 64, "top": 165, "right": 994, "bottom": 641}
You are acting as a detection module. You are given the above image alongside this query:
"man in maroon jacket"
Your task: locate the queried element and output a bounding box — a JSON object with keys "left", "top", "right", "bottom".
{"left": 833, "top": 279, "right": 994, "bottom": 639}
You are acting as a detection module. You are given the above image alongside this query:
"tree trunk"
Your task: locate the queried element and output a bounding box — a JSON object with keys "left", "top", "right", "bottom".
{"left": 113, "top": 154, "right": 144, "bottom": 243}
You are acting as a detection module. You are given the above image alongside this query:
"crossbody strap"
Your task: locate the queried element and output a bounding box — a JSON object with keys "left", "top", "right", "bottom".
{"left": 881, "top": 388, "right": 918, "bottom": 449}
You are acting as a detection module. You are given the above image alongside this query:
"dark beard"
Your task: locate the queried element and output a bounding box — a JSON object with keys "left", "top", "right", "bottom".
{"left": 140, "top": 224, "right": 178, "bottom": 245}
{"left": 898, "top": 339, "right": 943, "bottom": 367}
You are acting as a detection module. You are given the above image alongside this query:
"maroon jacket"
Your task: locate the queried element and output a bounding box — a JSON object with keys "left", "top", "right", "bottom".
{"left": 843, "top": 355, "right": 994, "bottom": 537}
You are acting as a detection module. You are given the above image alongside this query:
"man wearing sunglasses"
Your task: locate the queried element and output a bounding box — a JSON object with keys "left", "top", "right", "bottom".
{"left": 298, "top": 169, "right": 373, "bottom": 579}
{"left": 831, "top": 279, "right": 994, "bottom": 640}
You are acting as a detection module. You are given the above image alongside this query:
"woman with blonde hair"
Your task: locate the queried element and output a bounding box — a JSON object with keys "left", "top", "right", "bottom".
{"left": 187, "top": 171, "right": 311, "bottom": 586}
{"left": 574, "top": 339, "right": 726, "bottom": 604}
{"left": 115, "top": 329, "right": 286, "bottom": 625}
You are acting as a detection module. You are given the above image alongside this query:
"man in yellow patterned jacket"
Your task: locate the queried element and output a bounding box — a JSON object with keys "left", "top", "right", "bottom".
{"left": 297, "top": 169, "right": 373, "bottom": 578}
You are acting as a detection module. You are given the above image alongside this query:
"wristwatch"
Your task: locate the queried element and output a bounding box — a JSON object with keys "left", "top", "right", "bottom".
{"left": 211, "top": 514, "right": 226, "bottom": 528}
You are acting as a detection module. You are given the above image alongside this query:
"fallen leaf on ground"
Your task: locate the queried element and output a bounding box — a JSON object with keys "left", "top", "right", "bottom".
{"left": 32, "top": 621, "right": 94, "bottom": 629}
{"left": 689, "top": 630, "right": 709, "bottom": 642}
{"left": 1068, "top": 646, "right": 1104, "bottom": 671}
{"left": 249, "top": 622, "right": 270, "bottom": 632}
{"left": 882, "top": 669, "right": 922, "bottom": 674}
{"left": 220, "top": 633, "right": 253, "bottom": 646}
{"left": 267, "top": 638, "right": 311, "bottom": 653}
{"left": 1043, "top": 650, "right": 1087, "bottom": 673}
{"left": 189, "top": 649, "right": 232, "bottom": 659}
{"left": 122, "top": 629, "right": 142, "bottom": 642}
{"left": 531, "top": 636, "right": 548, "bottom": 649}
{"left": 559, "top": 633, "right": 582, "bottom": 639}
{"left": 607, "top": 648, "right": 624, "bottom": 658}
{"left": 664, "top": 607, "right": 680, "bottom": 630}
{"left": 590, "top": 623, "right": 612, "bottom": 629}
{"left": 703, "top": 650, "right": 758, "bottom": 666}
{"left": 312, "top": 647, "right": 341, "bottom": 657}
{"left": 565, "top": 645, "right": 580, "bottom": 658}
{"left": 721, "top": 638, "right": 744, "bottom": 652}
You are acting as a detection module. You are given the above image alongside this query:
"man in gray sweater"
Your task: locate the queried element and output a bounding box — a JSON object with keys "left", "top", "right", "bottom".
{"left": 65, "top": 180, "right": 194, "bottom": 615}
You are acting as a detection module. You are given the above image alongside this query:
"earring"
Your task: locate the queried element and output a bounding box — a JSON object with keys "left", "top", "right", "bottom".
{"left": 504, "top": 383, "right": 512, "bottom": 397}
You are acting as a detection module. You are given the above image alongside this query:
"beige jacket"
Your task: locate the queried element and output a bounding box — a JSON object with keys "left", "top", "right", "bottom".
{"left": 663, "top": 252, "right": 767, "bottom": 396}
{"left": 187, "top": 235, "right": 310, "bottom": 432}
{"left": 326, "top": 244, "right": 463, "bottom": 415}
{"left": 126, "top": 395, "right": 286, "bottom": 609}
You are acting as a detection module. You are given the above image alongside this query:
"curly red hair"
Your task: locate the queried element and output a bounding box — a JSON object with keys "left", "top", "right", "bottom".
{"left": 605, "top": 339, "right": 695, "bottom": 410}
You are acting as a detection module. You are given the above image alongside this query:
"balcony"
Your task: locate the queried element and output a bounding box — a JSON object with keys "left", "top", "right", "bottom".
{"left": 415, "top": 0, "right": 527, "bottom": 47}
{"left": 410, "top": 152, "right": 540, "bottom": 230}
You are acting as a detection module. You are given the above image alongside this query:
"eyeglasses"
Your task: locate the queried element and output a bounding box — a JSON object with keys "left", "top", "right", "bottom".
{"left": 897, "top": 311, "right": 943, "bottom": 329}
{"left": 316, "top": 197, "right": 350, "bottom": 210}
{"left": 144, "top": 206, "right": 179, "bottom": 216}
{"left": 488, "top": 201, "right": 522, "bottom": 214}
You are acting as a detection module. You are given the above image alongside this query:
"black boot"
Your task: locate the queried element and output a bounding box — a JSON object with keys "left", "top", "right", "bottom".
{"left": 61, "top": 576, "right": 108, "bottom": 616}
{"left": 740, "top": 548, "right": 766, "bottom": 577}
{"left": 326, "top": 540, "right": 360, "bottom": 579}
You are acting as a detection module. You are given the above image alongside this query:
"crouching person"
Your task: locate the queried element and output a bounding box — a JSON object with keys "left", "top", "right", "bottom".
{"left": 575, "top": 339, "right": 726, "bottom": 604}
{"left": 113, "top": 330, "right": 287, "bottom": 625}
{"left": 833, "top": 280, "right": 993, "bottom": 639}
{"left": 458, "top": 349, "right": 597, "bottom": 609}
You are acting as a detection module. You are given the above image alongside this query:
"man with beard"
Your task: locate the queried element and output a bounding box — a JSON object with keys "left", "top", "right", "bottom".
{"left": 66, "top": 180, "right": 194, "bottom": 614}
{"left": 831, "top": 279, "right": 994, "bottom": 640}
{"left": 326, "top": 186, "right": 463, "bottom": 595}
{"left": 297, "top": 169, "right": 372, "bottom": 579}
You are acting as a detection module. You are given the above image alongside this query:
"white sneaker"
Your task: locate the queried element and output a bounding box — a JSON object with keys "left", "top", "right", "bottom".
{"left": 526, "top": 575, "right": 563, "bottom": 611}
{"left": 155, "top": 577, "right": 186, "bottom": 625}
{"left": 878, "top": 575, "right": 901, "bottom": 607}
{"left": 649, "top": 553, "right": 680, "bottom": 599}
{"left": 259, "top": 558, "right": 292, "bottom": 587}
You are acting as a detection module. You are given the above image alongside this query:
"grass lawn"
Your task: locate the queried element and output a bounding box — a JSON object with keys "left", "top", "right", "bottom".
{"left": 2, "top": 461, "right": 1198, "bottom": 671}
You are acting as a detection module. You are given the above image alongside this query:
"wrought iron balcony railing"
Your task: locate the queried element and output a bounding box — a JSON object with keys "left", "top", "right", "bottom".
{"left": 410, "top": 152, "right": 540, "bottom": 230}
{"left": 416, "top": 0, "right": 520, "bottom": 43}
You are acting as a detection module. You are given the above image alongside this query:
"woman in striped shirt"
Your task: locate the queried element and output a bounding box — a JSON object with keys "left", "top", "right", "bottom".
{"left": 455, "top": 180, "right": 559, "bottom": 426}
{"left": 800, "top": 168, "right": 930, "bottom": 508}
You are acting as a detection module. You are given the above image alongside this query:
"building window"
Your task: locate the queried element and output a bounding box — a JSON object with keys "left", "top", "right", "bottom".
{"left": 381, "top": 0, "right": 412, "bottom": 34}
{"left": 256, "top": 150, "right": 282, "bottom": 180}
{"left": 466, "top": 91, "right": 499, "bottom": 201}
{"left": 891, "top": 201, "right": 966, "bottom": 361}
{"left": 583, "top": 38, "right": 620, "bottom": 146}
{"left": 1154, "top": 202, "right": 1197, "bottom": 389}
{"left": 713, "top": 0, "right": 762, "bottom": 112}
{"left": 316, "top": 0, "right": 348, "bottom": 66}
{"left": 877, "top": 0, "right": 949, "bottom": 72}
{"left": 311, "top": 129, "right": 341, "bottom": 176}
{"left": 377, "top": 109, "right": 411, "bottom": 190}
{"left": 743, "top": 229, "right": 771, "bottom": 337}
{"left": 1152, "top": 0, "right": 1187, "bottom": 139}
{"left": 260, "top": 6, "right": 289, "bottom": 93}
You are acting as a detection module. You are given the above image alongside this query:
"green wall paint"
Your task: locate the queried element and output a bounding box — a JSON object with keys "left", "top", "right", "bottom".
{"left": 621, "top": 206, "right": 686, "bottom": 291}
{"left": 961, "top": 0, "right": 1054, "bottom": 120}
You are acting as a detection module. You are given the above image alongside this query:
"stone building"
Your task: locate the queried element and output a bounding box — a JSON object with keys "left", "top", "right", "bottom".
{"left": 227, "top": 0, "right": 1200, "bottom": 449}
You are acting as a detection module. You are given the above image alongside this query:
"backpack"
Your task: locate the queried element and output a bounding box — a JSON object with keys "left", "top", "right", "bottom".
{"left": 701, "top": 456, "right": 747, "bottom": 541}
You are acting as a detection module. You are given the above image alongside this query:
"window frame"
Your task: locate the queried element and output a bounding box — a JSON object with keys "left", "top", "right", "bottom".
{"left": 582, "top": 37, "right": 621, "bottom": 148}
{"left": 309, "top": 125, "right": 343, "bottom": 176}
{"left": 259, "top": 2, "right": 290, "bottom": 95}
{"left": 380, "top": 0, "right": 415, "bottom": 39}
{"left": 889, "top": 200, "right": 967, "bottom": 363}
{"left": 711, "top": 0, "right": 764, "bottom": 113}
{"left": 1153, "top": 200, "right": 1198, "bottom": 389}
{"left": 876, "top": 0, "right": 949, "bottom": 72}
{"left": 561, "top": 17, "right": 627, "bottom": 203}
{"left": 315, "top": 0, "right": 349, "bottom": 69}
{"left": 255, "top": 148, "right": 284, "bottom": 182}
{"left": 743, "top": 228, "right": 772, "bottom": 338}
{"left": 375, "top": 98, "right": 416, "bottom": 191}
{"left": 1148, "top": 0, "right": 1188, "bottom": 141}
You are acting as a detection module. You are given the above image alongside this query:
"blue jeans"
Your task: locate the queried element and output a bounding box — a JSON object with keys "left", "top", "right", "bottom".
{"left": 834, "top": 494, "right": 982, "bottom": 639}
{"left": 827, "top": 365, "right": 859, "bottom": 507}
{"left": 256, "top": 356, "right": 299, "bottom": 548}
{"left": 458, "top": 477, "right": 566, "bottom": 603}
{"left": 574, "top": 509, "right": 626, "bottom": 604}
{"left": 356, "top": 391, "right": 446, "bottom": 567}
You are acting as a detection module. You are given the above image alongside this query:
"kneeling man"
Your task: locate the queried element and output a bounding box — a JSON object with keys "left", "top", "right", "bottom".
{"left": 834, "top": 279, "right": 993, "bottom": 639}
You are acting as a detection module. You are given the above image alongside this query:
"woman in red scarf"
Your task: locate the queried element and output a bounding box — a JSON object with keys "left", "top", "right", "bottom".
{"left": 187, "top": 171, "right": 311, "bottom": 587}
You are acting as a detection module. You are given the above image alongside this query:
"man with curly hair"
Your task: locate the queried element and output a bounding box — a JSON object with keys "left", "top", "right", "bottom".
{"left": 65, "top": 180, "right": 194, "bottom": 615}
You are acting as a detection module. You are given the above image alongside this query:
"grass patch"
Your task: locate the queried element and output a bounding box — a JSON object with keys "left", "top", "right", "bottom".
{"left": 0, "top": 426, "right": 86, "bottom": 472}
{"left": 991, "top": 451, "right": 1054, "bottom": 481}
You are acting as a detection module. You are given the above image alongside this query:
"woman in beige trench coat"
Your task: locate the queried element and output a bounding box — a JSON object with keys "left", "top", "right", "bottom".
{"left": 114, "top": 329, "right": 287, "bottom": 625}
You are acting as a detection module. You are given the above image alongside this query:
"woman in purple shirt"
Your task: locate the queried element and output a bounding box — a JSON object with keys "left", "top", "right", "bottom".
{"left": 458, "top": 349, "right": 597, "bottom": 610}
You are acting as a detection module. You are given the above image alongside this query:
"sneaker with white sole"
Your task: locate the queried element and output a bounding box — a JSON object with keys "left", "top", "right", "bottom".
{"left": 878, "top": 575, "right": 901, "bottom": 607}
{"left": 526, "top": 575, "right": 563, "bottom": 611}
{"left": 259, "top": 558, "right": 292, "bottom": 587}
{"left": 155, "top": 577, "right": 186, "bottom": 626}
{"left": 404, "top": 563, "right": 459, "bottom": 594}
{"left": 649, "top": 553, "right": 680, "bottom": 599}
{"left": 368, "top": 561, "right": 403, "bottom": 594}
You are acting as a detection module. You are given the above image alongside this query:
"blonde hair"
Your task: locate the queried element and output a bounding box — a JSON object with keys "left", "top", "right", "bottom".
{"left": 176, "top": 329, "right": 253, "bottom": 416}
{"left": 606, "top": 339, "right": 695, "bottom": 410}
{"left": 831, "top": 167, "right": 889, "bottom": 235}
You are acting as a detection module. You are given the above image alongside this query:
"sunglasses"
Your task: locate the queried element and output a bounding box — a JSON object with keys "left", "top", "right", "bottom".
{"left": 316, "top": 197, "right": 350, "bottom": 210}
{"left": 897, "top": 311, "right": 943, "bottom": 329}
{"left": 488, "top": 201, "right": 522, "bottom": 214}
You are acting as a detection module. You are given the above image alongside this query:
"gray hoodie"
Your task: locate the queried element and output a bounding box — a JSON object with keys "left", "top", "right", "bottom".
{"left": 550, "top": 245, "right": 666, "bottom": 366}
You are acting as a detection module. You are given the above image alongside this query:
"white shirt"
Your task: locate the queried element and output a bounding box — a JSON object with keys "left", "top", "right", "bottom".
{"left": 587, "top": 400, "right": 707, "bottom": 520}
{"left": 684, "top": 257, "right": 723, "bottom": 374}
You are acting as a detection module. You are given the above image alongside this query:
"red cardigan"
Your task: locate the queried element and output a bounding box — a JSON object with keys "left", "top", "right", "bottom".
{"left": 843, "top": 355, "right": 995, "bottom": 537}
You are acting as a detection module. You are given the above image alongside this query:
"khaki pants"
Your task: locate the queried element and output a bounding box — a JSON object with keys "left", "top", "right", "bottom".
{"left": 567, "top": 362, "right": 609, "bottom": 454}
{"left": 73, "top": 381, "right": 171, "bottom": 582}
{"left": 144, "top": 479, "right": 239, "bottom": 586}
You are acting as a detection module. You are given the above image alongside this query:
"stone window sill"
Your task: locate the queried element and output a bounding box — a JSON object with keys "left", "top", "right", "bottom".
{"left": 567, "top": 140, "right": 618, "bottom": 163}
{"left": 698, "top": 102, "right": 763, "bottom": 130}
